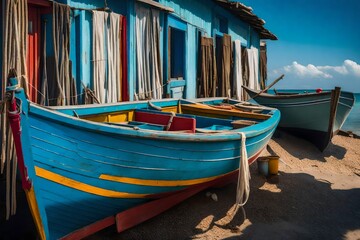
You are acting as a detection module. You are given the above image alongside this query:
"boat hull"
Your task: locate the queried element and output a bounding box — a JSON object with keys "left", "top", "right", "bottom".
{"left": 243, "top": 86, "right": 355, "bottom": 151}
{"left": 11, "top": 89, "right": 280, "bottom": 239}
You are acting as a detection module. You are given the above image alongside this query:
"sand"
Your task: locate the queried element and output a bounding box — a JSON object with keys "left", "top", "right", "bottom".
{"left": 88, "top": 130, "right": 360, "bottom": 240}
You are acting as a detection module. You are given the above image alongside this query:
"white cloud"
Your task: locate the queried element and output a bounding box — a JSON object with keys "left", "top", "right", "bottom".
{"left": 344, "top": 60, "right": 360, "bottom": 76}
{"left": 281, "top": 60, "right": 360, "bottom": 79}
{"left": 269, "top": 59, "right": 360, "bottom": 92}
{"left": 283, "top": 61, "right": 332, "bottom": 79}
{"left": 317, "top": 65, "right": 348, "bottom": 75}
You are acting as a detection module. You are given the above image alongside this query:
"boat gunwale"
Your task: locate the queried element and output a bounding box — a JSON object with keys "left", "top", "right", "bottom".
{"left": 27, "top": 100, "right": 280, "bottom": 142}
{"left": 242, "top": 85, "right": 355, "bottom": 101}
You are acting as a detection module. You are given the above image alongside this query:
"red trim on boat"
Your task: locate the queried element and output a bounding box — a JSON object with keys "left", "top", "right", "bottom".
{"left": 116, "top": 182, "right": 210, "bottom": 233}
{"left": 8, "top": 99, "right": 32, "bottom": 190}
{"left": 60, "top": 148, "right": 264, "bottom": 239}
{"left": 60, "top": 216, "right": 115, "bottom": 240}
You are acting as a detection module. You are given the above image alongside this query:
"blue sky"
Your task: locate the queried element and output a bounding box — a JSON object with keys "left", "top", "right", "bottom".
{"left": 239, "top": 0, "right": 360, "bottom": 92}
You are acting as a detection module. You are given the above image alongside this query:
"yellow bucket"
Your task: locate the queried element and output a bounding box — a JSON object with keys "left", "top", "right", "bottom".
{"left": 268, "top": 156, "right": 279, "bottom": 175}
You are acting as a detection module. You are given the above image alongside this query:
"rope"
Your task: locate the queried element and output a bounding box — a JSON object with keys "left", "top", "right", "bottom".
{"left": 165, "top": 112, "right": 176, "bottom": 131}
{"left": 234, "top": 132, "right": 250, "bottom": 209}
{"left": 53, "top": 2, "right": 71, "bottom": 106}
{"left": 228, "top": 132, "right": 251, "bottom": 224}
{"left": 134, "top": 81, "right": 168, "bottom": 100}
{"left": 40, "top": 19, "right": 48, "bottom": 105}
{"left": 214, "top": 132, "right": 250, "bottom": 227}
{"left": 1, "top": 0, "right": 28, "bottom": 220}
{"left": 27, "top": 80, "right": 86, "bottom": 103}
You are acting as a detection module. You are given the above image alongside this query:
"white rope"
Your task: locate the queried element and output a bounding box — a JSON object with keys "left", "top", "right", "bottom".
{"left": 27, "top": 80, "right": 85, "bottom": 103}
{"left": 215, "top": 132, "right": 250, "bottom": 226}
{"left": 233, "top": 132, "right": 251, "bottom": 214}
{"left": 134, "top": 81, "right": 168, "bottom": 101}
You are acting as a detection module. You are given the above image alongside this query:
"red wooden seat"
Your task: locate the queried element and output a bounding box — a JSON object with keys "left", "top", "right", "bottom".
{"left": 134, "top": 111, "right": 196, "bottom": 133}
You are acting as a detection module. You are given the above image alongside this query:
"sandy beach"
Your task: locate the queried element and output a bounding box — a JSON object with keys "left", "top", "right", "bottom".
{"left": 87, "top": 130, "right": 360, "bottom": 240}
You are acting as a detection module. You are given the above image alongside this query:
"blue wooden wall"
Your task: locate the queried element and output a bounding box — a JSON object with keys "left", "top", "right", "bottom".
{"left": 0, "top": 0, "right": 262, "bottom": 102}
{"left": 55, "top": 0, "right": 128, "bottom": 101}
{"left": 66, "top": 0, "right": 260, "bottom": 100}
{"left": 127, "top": 0, "right": 136, "bottom": 101}
{"left": 159, "top": 0, "right": 261, "bottom": 98}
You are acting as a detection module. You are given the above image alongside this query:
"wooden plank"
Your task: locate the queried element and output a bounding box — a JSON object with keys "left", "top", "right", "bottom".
{"left": 83, "top": 111, "right": 134, "bottom": 123}
{"left": 328, "top": 87, "right": 341, "bottom": 139}
{"left": 27, "top": 6, "right": 41, "bottom": 103}
{"left": 28, "top": 0, "right": 51, "bottom": 7}
{"left": 116, "top": 186, "right": 206, "bottom": 233}
{"left": 181, "top": 104, "right": 269, "bottom": 120}
{"left": 136, "top": 0, "right": 174, "bottom": 12}
{"left": 60, "top": 216, "right": 115, "bottom": 240}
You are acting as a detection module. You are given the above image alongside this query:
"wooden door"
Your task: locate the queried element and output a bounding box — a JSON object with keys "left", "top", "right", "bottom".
{"left": 27, "top": 5, "right": 41, "bottom": 103}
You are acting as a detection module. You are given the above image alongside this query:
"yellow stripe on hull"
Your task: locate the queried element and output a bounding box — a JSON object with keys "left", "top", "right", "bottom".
{"left": 35, "top": 166, "right": 231, "bottom": 197}
{"left": 35, "top": 167, "right": 149, "bottom": 198}
{"left": 99, "top": 172, "right": 229, "bottom": 187}
{"left": 25, "top": 187, "right": 46, "bottom": 240}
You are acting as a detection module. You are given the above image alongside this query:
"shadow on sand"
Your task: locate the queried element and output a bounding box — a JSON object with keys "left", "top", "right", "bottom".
{"left": 85, "top": 164, "right": 360, "bottom": 240}
{"left": 226, "top": 168, "right": 360, "bottom": 240}
{"left": 272, "top": 130, "right": 347, "bottom": 161}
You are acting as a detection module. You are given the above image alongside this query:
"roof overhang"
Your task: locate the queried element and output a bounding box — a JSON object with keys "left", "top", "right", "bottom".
{"left": 214, "top": 0, "right": 277, "bottom": 40}
{"left": 136, "top": 0, "right": 174, "bottom": 12}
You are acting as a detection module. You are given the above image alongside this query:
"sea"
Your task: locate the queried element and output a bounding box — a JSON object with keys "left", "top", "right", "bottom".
{"left": 341, "top": 93, "right": 360, "bottom": 135}
{"left": 265, "top": 90, "right": 360, "bottom": 136}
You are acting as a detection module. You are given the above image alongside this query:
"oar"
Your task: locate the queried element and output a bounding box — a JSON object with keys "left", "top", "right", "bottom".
{"left": 247, "top": 74, "right": 285, "bottom": 101}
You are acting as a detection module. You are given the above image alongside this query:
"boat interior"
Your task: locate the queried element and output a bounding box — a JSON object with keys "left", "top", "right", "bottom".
{"left": 77, "top": 101, "right": 273, "bottom": 133}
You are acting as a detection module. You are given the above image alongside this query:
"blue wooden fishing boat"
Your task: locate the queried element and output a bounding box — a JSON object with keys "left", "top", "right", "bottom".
{"left": 7, "top": 79, "right": 279, "bottom": 239}
{"left": 242, "top": 86, "right": 355, "bottom": 151}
